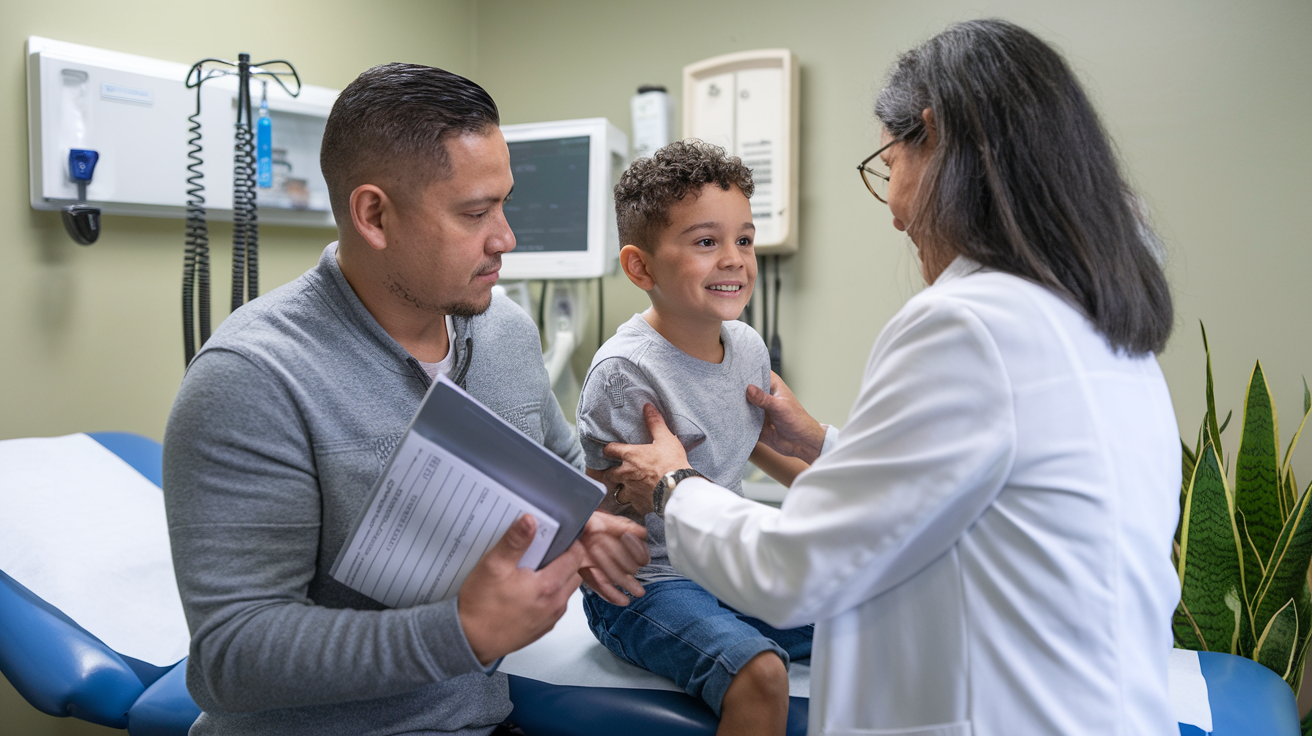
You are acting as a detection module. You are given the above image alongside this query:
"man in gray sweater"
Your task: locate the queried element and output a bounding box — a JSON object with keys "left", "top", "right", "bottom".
{"left": 163, "top": 63, "right": 648, "bottom": 736}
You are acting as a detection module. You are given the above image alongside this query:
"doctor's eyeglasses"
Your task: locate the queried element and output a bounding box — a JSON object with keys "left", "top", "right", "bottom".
{"left": 858, "top": 141, "right": 894, "bottom": 204}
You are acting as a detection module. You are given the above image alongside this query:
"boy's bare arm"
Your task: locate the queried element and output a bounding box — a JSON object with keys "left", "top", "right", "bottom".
{"left": 748, "top": 441, "right": 811, "bottom": 487}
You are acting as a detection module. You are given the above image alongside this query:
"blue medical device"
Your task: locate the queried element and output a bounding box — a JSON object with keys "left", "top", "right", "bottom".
{"left": 61, "top": 148, "right": 101, "bottom": 245}
{"left": 68, "top": 148, "right": 99, "bottom": 188}
{"left": 256, "top": 84, "right": 272, "bottom": 189}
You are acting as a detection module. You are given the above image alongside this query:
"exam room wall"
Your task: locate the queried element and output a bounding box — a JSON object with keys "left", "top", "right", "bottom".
{"left": 0, "top": 1, "right": 474, "bottom": 733}
{"left": 474, "top": 0, "right": 1312, "bottom": 491}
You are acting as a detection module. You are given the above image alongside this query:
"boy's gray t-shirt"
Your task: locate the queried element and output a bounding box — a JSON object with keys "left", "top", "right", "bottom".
{"left": 577, "top": 313, "right": 770, "bottom": 582}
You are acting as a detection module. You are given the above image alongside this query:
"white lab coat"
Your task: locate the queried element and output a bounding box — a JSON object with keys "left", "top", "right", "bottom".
{"left": 665, "top": 257, "right": 1181, "bottom": 735}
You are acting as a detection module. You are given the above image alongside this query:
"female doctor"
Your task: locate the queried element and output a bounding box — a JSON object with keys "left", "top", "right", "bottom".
{"left": 604, "top": 19, "right": 1181, "bottom": 736}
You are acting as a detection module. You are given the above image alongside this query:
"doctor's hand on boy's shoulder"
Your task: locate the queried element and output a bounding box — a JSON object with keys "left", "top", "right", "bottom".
{"left": 457, "top": 512, "right": 648, "bottom": 666}
{"left": 602, "top": 404, "right": 691, "bottom": 515}
{"left": 747, "top": 372, "right": 826, "bottom": 465}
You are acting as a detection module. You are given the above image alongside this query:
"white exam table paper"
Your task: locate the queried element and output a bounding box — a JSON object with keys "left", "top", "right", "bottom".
{"left": 0, "top": 433, "right": 190, "bottom": 667}
{"left": 1169, "top": 648, "right": 1213, "bottom": 733}
{"left": 501, "top": 588, "right": 811, "bottom": 697}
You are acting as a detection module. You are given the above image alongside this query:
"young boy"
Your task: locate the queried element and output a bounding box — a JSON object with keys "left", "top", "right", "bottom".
{"left": 575, "top": 140, "right": 812, "bottom": 736}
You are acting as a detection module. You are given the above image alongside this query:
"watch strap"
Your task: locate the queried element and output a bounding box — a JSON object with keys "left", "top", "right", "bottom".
{"left": 654, "top": 468, "right": 704, "bottom": 516}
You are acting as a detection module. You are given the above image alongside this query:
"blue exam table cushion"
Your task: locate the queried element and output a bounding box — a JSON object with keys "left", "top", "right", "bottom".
{"left": 1176, "top": 650, "right": 1300, "bottom": 736}
{"left": 0, "top": 433, "right": 189, "bottom": 666}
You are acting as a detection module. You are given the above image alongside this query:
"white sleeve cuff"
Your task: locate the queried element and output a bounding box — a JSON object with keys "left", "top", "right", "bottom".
{"left": 820, "top": 424, "right": 840, "bottom": 457}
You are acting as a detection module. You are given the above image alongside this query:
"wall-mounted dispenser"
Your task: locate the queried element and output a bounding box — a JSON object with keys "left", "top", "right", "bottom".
{"left": 25, "top": 37, "right": 338, "bottom": 230}
{"left": 683, "top": 49, "right": 799, "bottom": 254}
{"left": 630, "top": 85, "right": 674, "bottom": 161}
{"left": 55, "top": 68, "right": 101, "bottom": 244}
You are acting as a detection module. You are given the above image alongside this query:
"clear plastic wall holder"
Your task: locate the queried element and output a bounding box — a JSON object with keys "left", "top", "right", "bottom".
{"left": 26, "top": 36, "right": 339, "bottom": 228}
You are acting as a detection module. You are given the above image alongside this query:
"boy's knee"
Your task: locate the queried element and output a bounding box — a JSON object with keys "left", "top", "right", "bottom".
{"left": 729, "top": 651, "right": 789, "bottom": 703}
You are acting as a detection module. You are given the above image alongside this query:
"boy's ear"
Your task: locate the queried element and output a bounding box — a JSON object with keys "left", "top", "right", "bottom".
{"left": 619, "top": 244, "right": 656, "bottom": 291}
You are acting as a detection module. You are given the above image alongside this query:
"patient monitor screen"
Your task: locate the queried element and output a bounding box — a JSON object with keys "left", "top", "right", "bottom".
{"left": 504, "top": 136, "right": 590, "bottom": 252}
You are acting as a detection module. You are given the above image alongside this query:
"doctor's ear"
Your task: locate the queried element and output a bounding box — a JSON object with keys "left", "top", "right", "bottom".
{"left": 349, "top": 184, "right": 392, "bottom": 252}
{"left": 620, "top": 244, "right": 656, "bottom": 291}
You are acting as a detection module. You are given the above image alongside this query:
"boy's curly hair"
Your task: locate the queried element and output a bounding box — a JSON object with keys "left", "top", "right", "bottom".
{"left": 614, "top": 140, "right": 754, "bottom": 251}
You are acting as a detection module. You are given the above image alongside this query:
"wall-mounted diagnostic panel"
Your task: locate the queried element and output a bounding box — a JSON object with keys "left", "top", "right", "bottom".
{"left": 683, "top": 49, "right": 799, "bottom": 254}
{"left": 26, "top": 36, "right": 338, "bottom": 228}
{"left": 499, "top": 118, "right": 627, "bottom": 280}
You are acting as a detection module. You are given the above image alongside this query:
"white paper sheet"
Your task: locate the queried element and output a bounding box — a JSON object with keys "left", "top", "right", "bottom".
{"left": 0, "top": 433, "right": 190, "bottom": 666}
{"left": 332, "top": 430, "right": 559, "bottom": 608}
{"left": 501, "top": 588, "right": 811, "bottom": 697}
{"left": 1169, "top": 648, "right": 1213, "bottom": 733}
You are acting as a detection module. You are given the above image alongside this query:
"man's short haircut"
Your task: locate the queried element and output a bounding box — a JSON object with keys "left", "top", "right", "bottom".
{"left": 320, "top": 63, "right": 500, "bottom": 220}
{"left": 614, "top": 140, "right": 754, "bottom": 252}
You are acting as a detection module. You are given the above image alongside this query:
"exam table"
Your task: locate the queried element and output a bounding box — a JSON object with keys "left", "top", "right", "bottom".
{"left": 0, "top": 433, "right": 1298, "bottom": 735}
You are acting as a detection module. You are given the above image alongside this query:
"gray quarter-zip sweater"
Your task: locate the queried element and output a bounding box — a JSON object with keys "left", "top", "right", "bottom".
{"left": 163, "top": 243, "right": 582, "bottom": 735}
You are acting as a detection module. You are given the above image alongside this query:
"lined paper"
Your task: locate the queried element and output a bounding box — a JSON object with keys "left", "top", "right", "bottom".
{"left": 332, "top": 430, "right": 558, "bottom": 608}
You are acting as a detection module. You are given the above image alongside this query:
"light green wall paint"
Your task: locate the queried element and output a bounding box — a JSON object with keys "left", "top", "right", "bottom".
{"left": 5, "top": 0, "right": 1312, "bottom": 729}
{"left": 474, "top": 0, "right": 1312, "bottom": 484}
{"left": 0, "top": 0, "right": 474, "bottom": 446}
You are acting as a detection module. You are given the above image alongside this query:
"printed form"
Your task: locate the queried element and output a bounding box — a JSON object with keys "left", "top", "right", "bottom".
{"left": 332, "top": 430, "right": 559, "bottom": 608}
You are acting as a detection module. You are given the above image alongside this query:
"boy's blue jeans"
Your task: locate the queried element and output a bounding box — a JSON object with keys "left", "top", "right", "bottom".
{"left": 582, "top": 578, "right": 813, "bottom": 716}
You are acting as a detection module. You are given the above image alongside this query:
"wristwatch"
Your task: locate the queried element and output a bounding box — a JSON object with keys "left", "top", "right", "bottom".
{"left": 653, "top": 468, "right": 704, "bottom": 517}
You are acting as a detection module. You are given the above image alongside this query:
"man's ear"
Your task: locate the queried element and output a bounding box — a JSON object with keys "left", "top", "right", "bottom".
{"left": 349, "top": 184, "right": 392, "bottom": 252}
{"left": 619, "top": 244, "right": 656, "bottom": 291}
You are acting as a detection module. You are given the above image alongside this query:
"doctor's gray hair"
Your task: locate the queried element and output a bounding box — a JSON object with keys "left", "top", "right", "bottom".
{"left": 875, "top": 19, "right": 1173, "bottom": 355}
{"left": 321, "top": 63, "right": 500, "bottom": 220}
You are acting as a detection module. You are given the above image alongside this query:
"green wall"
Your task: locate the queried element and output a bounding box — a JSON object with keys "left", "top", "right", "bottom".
{"left": 5, "top": 0, "right": 1312, "bottom": 730}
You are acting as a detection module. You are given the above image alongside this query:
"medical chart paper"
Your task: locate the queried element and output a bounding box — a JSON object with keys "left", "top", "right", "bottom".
{"left": 330, "top": 375, "right": 605, "bottom": 608}
{"left": 332, "top": 431, "right": 559, "bottom": 607}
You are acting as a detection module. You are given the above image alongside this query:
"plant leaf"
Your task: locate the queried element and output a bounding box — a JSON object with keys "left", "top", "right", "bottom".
{"left": 1174, "top": 600, "right": 1206, "bottom": 650}
{"left": 1179, "top": 439, "right": 1197, "bottom": 546}
{"left": 1236, "top": 360, "right": 1284, "bottom": 585}
{"left": 1286, "top": 470, "right": 1300, "bottom": 526}
{"left": 1292, "top": 581, "right": 1312, "bottom": 691}
{"left": 1254, "top": 598, "right": 1298, "bottom": 680}
{"left": 1202, "top": 323, "right": 1224, "bottom": 459}
{"left": 1220, "top": 409, "right": 1234, "bottom": 435}
{"left": 1238, "top": 509, "right": 1268, "bottom": 582}
{"left": 1253, "top": 478, "right": 1312, "bottom": 639}
{"left": 1283, "top": 379, "right": 1311, "bottom": 499}
{"left": 1179, "top": 442, "right": 1248, "bottom": 653}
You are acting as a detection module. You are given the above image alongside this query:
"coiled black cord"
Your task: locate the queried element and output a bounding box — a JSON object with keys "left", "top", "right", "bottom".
{"left": 231, "top": 120, "right": 254, "bottom": 311}
{"left": 231, "top": 54, "right": 256, "bottom": 312}
{"left": 183, "top": 72, "right": 211, "bottom": 365}
{"left": 183, "top": 55, "right": 300, "bottom": 365}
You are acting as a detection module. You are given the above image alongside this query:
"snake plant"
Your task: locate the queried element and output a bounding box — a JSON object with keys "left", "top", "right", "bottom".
{"left": 1175, "top": 324, "right": 1312, "bottom": 704}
